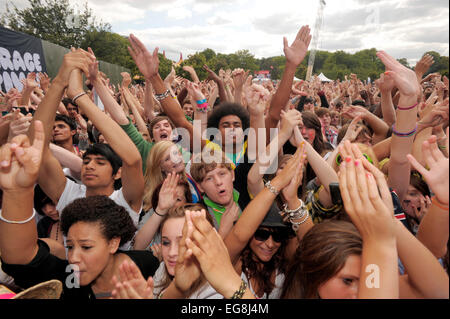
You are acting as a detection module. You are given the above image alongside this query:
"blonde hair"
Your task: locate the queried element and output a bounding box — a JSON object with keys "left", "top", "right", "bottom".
{"left": 143, "top": 141, "right": 186, "bottom": 212}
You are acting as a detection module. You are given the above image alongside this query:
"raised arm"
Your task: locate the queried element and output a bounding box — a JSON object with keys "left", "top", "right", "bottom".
{"left": 128, "top": 34, "right": 202, "bottom": 150}
{"left": 67, "top": 68, "right": 144, "bottom": 213}
{"left": 29, "top": 49, "right": 94, "bottom": 204}
{"left": 265, "top": 25, "right": 311, "bottom": 142}
{"left": 133, "top": 173, "right": 180, "bottom": 250}
{"left": 377, "top": 51, "right": 421, "bottom": 203}
{"left": 338, "top": 141, "right": 398, "bottom": 299}
{"left": 375, "top": 73, "right": 396, "bottom": 126}
{"left": 408, "top": 133, "right": 449, "bottom": 259}
{"left": 225, "top": 146, "right": 305, "bottom": 263}
{"left": 0, "top": 122, "right": 45, "bottom": 265}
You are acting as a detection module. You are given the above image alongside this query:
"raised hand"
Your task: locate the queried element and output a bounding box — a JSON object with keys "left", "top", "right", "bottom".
{"left": 414, "top": 54, "right": 434, "bottom": 78}
{"left": 271, "top": 145, "right": 304, "bottom": 190}
{"left": 8, "top": 111, "right": 33, "bottom": 140}
{"left": 281, "top": 142, "right": 307, "bottom": 202}
{"left": 54, "top": 48, "right": 95, "bottom": 88}
{"left": 280, "top": 109, "right": 303, "bottom": 138}
{"left": 128, "top": 34, "right": 160, "bottom": 80}
{"left": 157, "top": 173, "right": 181, "bottom": 212}
{"left": 407, "top": 133, "right": 449, "bottom": 206}
{"left": 244, "top": 84, "right": 270, "bottom": 116}
{"left": 185, "top": 81, "right": 205, "bottom": 102}
{"left": 377, "top": 51, "right": 420, "bottom": 97}
{"left": 204, "top": 64, "right": 221, "bottom": 83}
{"left": 38, "top": 72, "right": 50, "bottom": 91}
{"left": 173, "top": 210, "right": 201, "bottom": 294}
{"left": 0, "top": 120, "right": 45, "bottom": 191}
{"left": 185, "top": 209, "right": 253, "bottom": 298}
{"left": 111, "top": 260, "right": 154, "bottom": 299}
{"left": 338, "top": 140, "right": 395, "bottom": 242}
{"left": 375, "top": 72, "right": 395, "bottom": 92}
{"left": 284, "top": 25, "right": 312, "bottom": 67}
{"left": 121, "top": 72, "right": 132, "bottom": 88}
{"left": 232, "top": 68, "right": 250, "bottom": 90}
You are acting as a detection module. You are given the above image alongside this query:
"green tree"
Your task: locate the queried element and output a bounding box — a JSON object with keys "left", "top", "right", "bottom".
{"left": 1, "top": 0, "right": 110, "bottom": 48}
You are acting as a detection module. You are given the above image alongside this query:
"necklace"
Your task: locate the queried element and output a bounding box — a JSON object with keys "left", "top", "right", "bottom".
{"left": 54, "top": 221, "right": 60, "bottom": 241}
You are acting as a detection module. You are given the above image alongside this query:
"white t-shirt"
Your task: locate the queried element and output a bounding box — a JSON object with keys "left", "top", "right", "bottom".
{"left": 56, "top": 178, "right": 141, "bottom": 250}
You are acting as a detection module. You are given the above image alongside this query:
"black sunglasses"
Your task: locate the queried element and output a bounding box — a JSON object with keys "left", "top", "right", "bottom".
{"left": 254, "top": 228, "right": 289, "bottom": 243}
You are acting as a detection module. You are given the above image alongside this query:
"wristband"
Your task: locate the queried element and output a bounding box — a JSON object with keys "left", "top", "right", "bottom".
{"left": 154, "top": 209, "right": 167, "bottom": 217}
{"left": 432, "top": 196, "right": 449, "bottom": 211}
{"left": 196, "top": 99, "right": 207, "bottom": 105}
{"left": 391, "top": 124, "right": 417, "bottom": 137}
{"left": 72, "top": 92, "right": 87, "bottom": 105}
{"left": 397, "top": 102, "right": 418, "bottom": 111}
{"left": 0, "top": 209, "right": 36, "bottom": 224}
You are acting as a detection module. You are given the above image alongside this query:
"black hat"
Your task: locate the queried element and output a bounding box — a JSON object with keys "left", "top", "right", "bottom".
{"left": 260, "top": 203, "right": 290, "bottom": 228}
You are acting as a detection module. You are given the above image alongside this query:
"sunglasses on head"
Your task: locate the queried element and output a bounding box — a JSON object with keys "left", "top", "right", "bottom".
{"left": 336, "top": 153, "right": 374, "bottom": 166}
{"left": 254, "top": 228, "right": 289, "bottom": 243}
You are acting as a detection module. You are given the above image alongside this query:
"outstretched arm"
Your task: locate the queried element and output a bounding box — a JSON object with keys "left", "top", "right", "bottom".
{"left": 67, "top": 68, "right": 144, "bottom": 213}
{"left": 0, "top": 122, "right": 45, "bottom": 265}
{"left": 265, "top": 26, "right": 311, "bottom": 142}
{"left": 377, "top": 51, "right": 421, "bottom": 203}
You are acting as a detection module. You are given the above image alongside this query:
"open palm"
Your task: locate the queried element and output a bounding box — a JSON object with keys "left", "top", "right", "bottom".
{"left": 284, "top": 25, "right": 312, "bottom": 67}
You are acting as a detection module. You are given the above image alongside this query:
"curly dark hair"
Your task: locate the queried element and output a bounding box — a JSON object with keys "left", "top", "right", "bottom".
{"left": 207, "top": 102, "right": 250, "bottom": 132}
{"left": 60, "top": 196, "right": 137, "bottom": 247}
{"left": 241, "top": 227, "right": 289, "bottom": 297}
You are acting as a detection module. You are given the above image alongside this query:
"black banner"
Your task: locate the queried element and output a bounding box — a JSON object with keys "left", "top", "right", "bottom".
{"left": 0, "top": 26, "right": 47, "bottom": 93}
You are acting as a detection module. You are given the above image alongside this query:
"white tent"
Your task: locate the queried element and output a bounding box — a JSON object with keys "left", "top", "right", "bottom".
{"left": 318, "top": 73, "right": 333, "bottom": 82}
{"left": 293, "top": 76, "right": 302, "bottom": 82}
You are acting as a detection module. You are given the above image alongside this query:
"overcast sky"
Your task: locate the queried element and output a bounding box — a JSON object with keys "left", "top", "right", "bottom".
{"left": 2, "top": 0, "right": 449, "bottom": 66}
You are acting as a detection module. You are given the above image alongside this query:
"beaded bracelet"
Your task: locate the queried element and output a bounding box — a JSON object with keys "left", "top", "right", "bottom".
{"left": 290, "top": 211, "right": 310, "bottom": 232}
{"left": 230, "top": 279, "right": 247, "bottom": 299}
{"left": 196, "top": 102, "right": 209, "bottom": 113}
{"left": 265, "top": 180, "right": 280, "bottom": 196}
{"left": 155, "top": 89, "right": 171, "bottom": 101}
{"left": 432, "top": 196, "right": 449, "bottom": 211}
{"left": 391, "top": 124, "right": 418, "bottom": 138}
{"left": 397, "top": 102, "right": 418, "bottom": 111}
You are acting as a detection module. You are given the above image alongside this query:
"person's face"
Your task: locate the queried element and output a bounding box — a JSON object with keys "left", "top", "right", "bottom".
{"left": 304, "top": 102, "right": 314, "bottom": 111}
{"left": 317, "top": 254, "right": 361, "bottom": 299}
{"left": 140, "top": 131, "right": 151, "bottom": 142}
{"left": 199, "top": 166, "right": 234, "bottom": 206}
{"left": 249, "top": 227, "right": 283, "bottom": 263}
{"left": 161, "top": 217, "right": 185, "bottom": 276}
{"left": 174, "top": 185, "right": 188, "bottom": 207}
{"left": 152, "top": 120, "right": 173, "bottom": 142}
{"left": 81, "top": 154, "right": 118, "bottom": 189}
{"left": 42, "top": 202, "right": 59, "bottom": 221}
{"left": 355, "top": 132, "right": 372, "bottom": 146}
{"left": 403, "top": 185, "right": 426, "bottom": 220}
{"left": 183, "top": 103, "right": 194, "bottom": 118}
{"left": 218, "top": 115, "right": 244, "bottom": 148}
{"left": 298, "top": 123, "right": 316, "bottom": 145}
{"left": 331, "top": 114, "right": 340, "bottom": 126}
{"left": 66, "top": 221, "right": 120, "bottom": 286}
{"left": 160, "top": 146, "right": 185, "bottom": 174}
{"left": 67, "top": 104, "right": 78, "bottom": 118}
{"left": 53, "top": 121, "right": 75, "bottom": 143}
{"left": 319, "top": 114, "right": 331, "bottom": 128}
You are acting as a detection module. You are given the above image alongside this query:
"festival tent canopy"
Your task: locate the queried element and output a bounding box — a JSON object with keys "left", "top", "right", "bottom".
{"left": 318, "top": 72, "right": 333, "bottom": 82}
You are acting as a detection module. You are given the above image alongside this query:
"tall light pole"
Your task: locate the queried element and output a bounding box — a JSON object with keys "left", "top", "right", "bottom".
{"left": 306, "top": 0, "right": 326, "bottom": 81}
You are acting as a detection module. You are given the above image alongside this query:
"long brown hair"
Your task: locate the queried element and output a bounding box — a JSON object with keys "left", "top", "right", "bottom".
{"left": 240, "top": 229, "right": 290, "bottom": 297}
{"left": 280, "top": 220, "right": 362, "bottom": 299}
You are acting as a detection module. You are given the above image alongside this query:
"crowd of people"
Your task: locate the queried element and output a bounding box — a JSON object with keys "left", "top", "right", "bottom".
{"left": 0, "top": 25, "right": 448, "bottom": 300}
